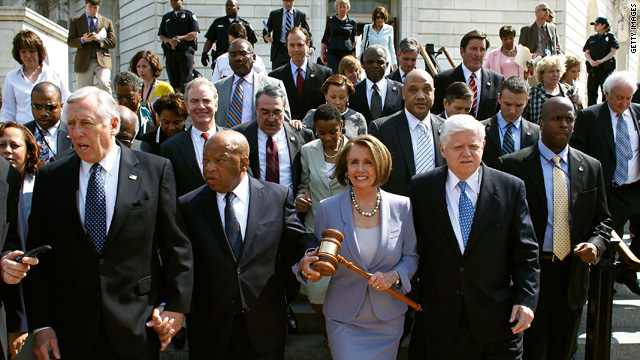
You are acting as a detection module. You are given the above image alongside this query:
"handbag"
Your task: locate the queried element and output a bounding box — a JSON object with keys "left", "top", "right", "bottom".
{"left": 359, "top": 24, "right": 370, "bottom": 62}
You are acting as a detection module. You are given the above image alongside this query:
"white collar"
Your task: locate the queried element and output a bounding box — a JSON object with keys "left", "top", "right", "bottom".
{"left": 80, "top": 141, "right": 120, "bottom": 178}
{"left": 405, "top": 109, "right": 431, "bottom": 130}
{"left": 446, "top": 166, "right": 482, "bottom": 195}
{"left": 216, "top": 172, "right": 250, "bottom": 205}
{"left": 461, "top": 64, "right": 481, "bottom": 82}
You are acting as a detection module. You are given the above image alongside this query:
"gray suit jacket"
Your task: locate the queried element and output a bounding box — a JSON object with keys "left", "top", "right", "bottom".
{"left": 518, "top": 22, "right": 562, "bottom": 56}
{"left": 214, "top": 72, "right": 291, "bottom": 127}
{"left": 313, "top": 189, "right": 418, "bottom": 321}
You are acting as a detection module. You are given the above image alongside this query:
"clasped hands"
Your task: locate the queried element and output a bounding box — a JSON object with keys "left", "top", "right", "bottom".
{"left": 146, "top": 305, "right": 184, "bottom": 351}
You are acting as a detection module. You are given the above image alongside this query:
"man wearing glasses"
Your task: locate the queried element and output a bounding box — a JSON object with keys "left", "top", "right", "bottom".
{"left": 24, "top": 82, "right": 73, "bottom": 164}
{"left": 519, "top": 3, "right": 563, "bottom": 58}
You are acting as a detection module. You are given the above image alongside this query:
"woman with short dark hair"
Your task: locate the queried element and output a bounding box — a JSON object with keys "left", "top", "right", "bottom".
{"left": 360, "top": 6, "right": 397, "bottom": 73}
{"left": 484, "top": 25, "right": 525, "bottom": 79}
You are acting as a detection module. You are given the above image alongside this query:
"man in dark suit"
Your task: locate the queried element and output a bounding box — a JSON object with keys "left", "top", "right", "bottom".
{"left": 180, "top": 130, "right": 317, "bottom": 359}
{"left": 439, "top": 82, "right": 473, "bottom": 119}
{"left": 369, "top": 69, "right": 445, "bottom": 195}
{"left": 570, "top": 71, "right": 640, "bottom": 294}
{"left": 408, "top": 115, "right": 540, "bottom": 359}
{"left": 263, "top": 0, "right": 314, "bottom": 69}
{"left": 350, "top": 45, "right": 404, "bottom": 124}
{"left": 233, "top": 85, "right": 313, "bottom": 192}
{"left": 432, "top": 30, "right": 504, "bottom": 120}
{"left": 67, "top": 0, "right": 116, "bottom": 93}
{"left": 482, "top": 76, "right": 540, "bottom": 168}
{"left": 24, "top": 82, "right": 73, "bottom": 164}
{"left": 22, "top": 86, "right": 193, "bottom": 359}
{"left": 161, "top": 78, "right": 225, "bottom": 196}
{"left": 518, "top": 3, "right": 562, "bottom": 58}
{"left": 498, "top": 97, "right": 612, "bottom": 360}
{"left": 269, "top": 27, "right": 332, "bottom": 121}
{"left": 387, "top": 37, "right": 419, "bottom": 84}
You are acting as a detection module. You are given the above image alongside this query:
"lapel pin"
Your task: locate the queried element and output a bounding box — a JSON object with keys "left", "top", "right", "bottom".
{"left": 487, "top": 81, "right": 491, "bottom": 87}
{"left": 579, "top": 166, "right": 584, "bottom": 172}
{"left": 128, "top": 174, "right": 138, "bottom": 180}
{"left": 290, "top": 136, "right": 296, "bottom": 141}
{"left": 526, "top": 131, "right": 532, "bottom": 135}
{"left": 392, "top": 87, "right": 397, "bottom": 91}
{"left": 310, "top": 73, "right": 315, "bottom": 78}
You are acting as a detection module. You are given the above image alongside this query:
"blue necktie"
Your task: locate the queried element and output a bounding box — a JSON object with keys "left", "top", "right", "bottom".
{"left": 614, "top": 113, "right": 633, "bottom": 186}
{"left": 458, "top": 181, "right": 475, "bottom": 247}
{"left": 228, "top": 78, "right": 244, "bottom": 127}
{"left": 502, "top": 122, "right": 515, "bottom": 155}
{"left": 225, "top": 192, "right": 243, "bottom": 261}
{"left": 282, "top": 10, "right": 293, "bottom": 42}
{"left": 89, "top": 17, "right": 97, "bottom": 58}
{"left": 85, "top": 164, "right": 106, "bottom": 253}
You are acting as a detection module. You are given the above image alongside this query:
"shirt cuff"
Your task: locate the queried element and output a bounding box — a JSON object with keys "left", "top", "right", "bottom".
{"left": 33, "top": 327, "right": 52, "bottom": 334}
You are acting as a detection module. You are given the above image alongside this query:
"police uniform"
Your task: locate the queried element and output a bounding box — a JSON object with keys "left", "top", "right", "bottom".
{"left": 204, "top": 16, "right": 258, "bottom": 61}
{"left": 158, "top": 8, "right": 200, "bottom": 93}
{"left": 584, "top": 31, "right": 619, "bottom": 105}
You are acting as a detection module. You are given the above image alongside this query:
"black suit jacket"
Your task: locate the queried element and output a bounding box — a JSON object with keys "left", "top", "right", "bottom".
{"left": 349, "top": 78, "right": 404, "bottom": 124}
{"left": 408, "top": 164, "right": 539, "bottom": 345}
{"left": 497, "top": 145, "right": 612, "bottom": 309}
{"left": 233, "top": 121, "right": 313, "bottom": 191}
{"left": 369, "top": 111, "right": 446, "bottom": 195}
{"left": 481, "top": 116, "right": 540, "bottom": 169}
{"left": 386, "top": 69, "right": 402, "bottom": 83}
{"left": 24, "top": 120, "right": 74, "bottom": 158}
{"left": 269, "top": 62, "right": 333, "bottom": 120}
{"left": 180, "top": 177, "right": 317, "bottom": 358}
{"left": 160, "top": 125, "right": 224, "bottom": 196}
{"left": 432, "top": 66, "right": 504, "bottom": 120}
{"left": 570, "top": 102, "right": 640, "bottom": 188}
{"left": 263, "top": 8, "right": 313, "bottom": 61}
{"left": 23, "top": 144, "right": 193, "bottom": 359}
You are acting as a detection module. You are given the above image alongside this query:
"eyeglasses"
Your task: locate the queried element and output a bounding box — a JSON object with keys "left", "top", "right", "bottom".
{"left": 31, "top": 103, "right": 61, "bottom": 111}
{"left": 375, "top": 16, "right": 385, "bottom": 19}
{"left": 228, "top": 51, "right": 253, "bottom": 58}
{"left": 538, "top": 7, "right": 550, "bottom": 11}
{"left": 258, "top": 109, "right": 284, "bottom": 117}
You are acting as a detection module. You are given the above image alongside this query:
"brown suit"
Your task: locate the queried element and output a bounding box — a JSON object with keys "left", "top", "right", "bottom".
{"left": 68, "top": 13, "right": 116, "bottom": 72}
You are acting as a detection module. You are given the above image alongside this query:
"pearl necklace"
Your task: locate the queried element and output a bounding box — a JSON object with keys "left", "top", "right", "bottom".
{"left": 351, "top": 187, "right": 381, "bottom": 217}
{"left": 502, "top": 47, "right": 516, "bottom": 56}
{"left": 324, "top": 137, "right": 343, "bottom": 159}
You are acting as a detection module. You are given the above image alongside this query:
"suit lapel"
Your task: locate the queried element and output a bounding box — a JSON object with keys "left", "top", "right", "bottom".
{"left": 300, "top": 63, "right": 317, "bottom": 103}
{"left": 394, "top": 112, "right": 416, "bottom": 175}
{"left": 486, "top": 117, "right": 502, "bottom": 155}
{"left": 520, "top": 120, "right": 537, "bottom": 148}
{"left": 522, "top": 145, "right": 547, "bottom": 213}
{"left": 240, "top": 177, "right": 265, "bottom": 265}
{"left": 465, "top": 165, "right": 500, "bottom": 254}
{"left": 220, "top": 77, "right": 233, "bottom": 118}
{"left": 568, "top": 148, "right": 584, "bottom": 212}
{"left": 178, "top": 127, "right": 204, "bottom": 182}
{"left": 284, "top": 122, "right": 302, "bottom": 166}
{"left": 58, "top": 122, "right": 73, "bottom": 151}
{"left": 309, "top": 141, "right": 330, "bottom": 189}
{"left": 200, "top": 186, "right": 236, "bottom": 262}
{"left": 479, "top": 68, "right": 495, "bottom": 109}
{"left": 383, "top": 79, "right": 400, "bottom": 115}
{"left": 430, "top": 114, "right": 445, "bottom": 166}
{"left": 275, "top": 9, "right": 283, "bottom": 38}
{"left": 354, "top": 82, "right": 372, "bottom": 120}
{"left": 368, "top": 191, "right": 391, "bottom": 270}
{"left": 431, "top": 166, "right": 460, "bottom": 253}
{"left": 597, "top": 103, "right": 616, "bottom": 156}
{"left": 247, "top": 122, "right": 261, "bottom": 179}
{"left": 61, "top": 155, "right": 92, "bottom": 250}
{"left": 81, "top": 13, "right": 89, "bottom": 34}
{"left": 281, "top": 63, "right": 298, "bottom": 102}
{"left": 103, "top": 145, "right": 141, "bottom": 253}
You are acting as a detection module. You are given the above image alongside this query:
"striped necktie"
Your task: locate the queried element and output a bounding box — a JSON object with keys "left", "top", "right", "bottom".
{"left": 228, "top": 78, "right": 244, "bottom": 127}
{"left": 265, "top": 136, "right": 280, "bottom": 183}
{"left": 469, "top": 73, "right": 478, "bottom": 117}
{"left": 502, "top": 122, "right": 515, "bottom": 155}
{"left": 415, "top": 122, "right": 434, "bottom": 174}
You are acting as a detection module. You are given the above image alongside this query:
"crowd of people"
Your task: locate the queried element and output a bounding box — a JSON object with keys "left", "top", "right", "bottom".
{"left": 0, "top": 0, "right": 636, "bottom": 359}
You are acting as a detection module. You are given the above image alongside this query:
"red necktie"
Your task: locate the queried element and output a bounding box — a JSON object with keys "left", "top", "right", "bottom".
{"left": 296, "top": 67, "right": 304, "bottom": 97}
{"left": 201, "top": 132, "right": 210, "bottom": 152}
{"left": 469, "top": 73, "right": 478, "bottom": 117}
{"left": 266, "top": 136, "right": 280, "bottom": 183}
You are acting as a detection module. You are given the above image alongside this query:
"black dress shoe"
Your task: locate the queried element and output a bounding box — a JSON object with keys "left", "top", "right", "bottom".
{"left": 287, "top": 305, "right": 298, "bottom": 333}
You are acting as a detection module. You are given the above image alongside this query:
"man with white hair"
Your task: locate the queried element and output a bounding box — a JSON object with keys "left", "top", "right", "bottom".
{"left": 22, "top": 86, "right": 193, "bottom": 359}
{"left": 571, "top": 71, "right": 640, "bottom": 295}
{"left": 408, "top": 114, "right": 540, "bottom": 359}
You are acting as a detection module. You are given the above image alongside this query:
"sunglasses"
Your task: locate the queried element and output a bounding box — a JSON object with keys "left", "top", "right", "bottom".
{"left": 31, "top": 103, "right": 61, "bottom": 111}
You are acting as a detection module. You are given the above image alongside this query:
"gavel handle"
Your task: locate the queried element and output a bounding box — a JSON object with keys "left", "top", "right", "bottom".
{"left": 337, "top": 255, "right": 422, "bottom": 311}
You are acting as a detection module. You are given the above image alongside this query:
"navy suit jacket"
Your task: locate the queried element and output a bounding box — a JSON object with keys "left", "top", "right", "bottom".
{"left": 386, "top": 69, "right": 402, "bottom": 83}
{"left": 349, "top": 78, "right": 404, "bottom": 124}
{"left": 432, "top": 66, "right": 504, "bottom": 120}
{"left": 24, "top": 120, "right": 74, "bottom": 158}
{"left": 180, "top": 177, "right": 317, "bottom": 358}
{"left": 481, "top": 116, "right": 540, "bottom": 169}
{"left": 263, "top": 8, "right": 313, "bottom": 60}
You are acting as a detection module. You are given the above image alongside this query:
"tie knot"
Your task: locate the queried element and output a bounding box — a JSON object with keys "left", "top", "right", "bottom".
{"left": 201, "top": 132, "right": 210, "bottom": 142}
{"left": 505, "top": 122, "right": 514, "bottom": 130}
{"left": 470, "top": 73, "right": 476, "bottom": 80}
{"left": 551, "top": 155, "right": 561, "bottom": 165}
{"left": 372, "top": 84, "right": 379, "bottom": 91}
{"left": 225, "top": 192, "right": 237, "bottom": 202}
{"left": 297, "top": 67, "right": 303, "bottom": 74}
{"left": 618, "top": 113, "right": 625, "bottom": 121}
{"left": 236, "top": 77, "right": 244, "bottom": 85}
{"left": 418, "top": 121, "right": 428, "bottom": 132}
{"left": 458, "top": 181, "right": 468, "bottom": 192}
{"left": 91, "top": 163, "right": 102, "bottom": 174}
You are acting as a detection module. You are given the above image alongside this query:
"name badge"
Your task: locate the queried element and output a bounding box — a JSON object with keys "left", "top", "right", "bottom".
{"left": 545, "top": 49, "right": 551, "bottom": 56}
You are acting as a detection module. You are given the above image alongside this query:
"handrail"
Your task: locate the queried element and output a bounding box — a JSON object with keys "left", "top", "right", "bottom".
{"left": 438, "top": 46, "right": 456, "bottom": 68}
{"left": 612, "top": 230, "right": 640, "bottom": 271}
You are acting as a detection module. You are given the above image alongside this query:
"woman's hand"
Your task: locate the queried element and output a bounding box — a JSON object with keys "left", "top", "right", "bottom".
{"left": 299, "top": 249, "right": 322, "bottom": 282}
{"left": 368, "top": 271, "right": 397, "bottom": 291}
{"left": 296, "top": 188, "right": 312, "bottom": 212}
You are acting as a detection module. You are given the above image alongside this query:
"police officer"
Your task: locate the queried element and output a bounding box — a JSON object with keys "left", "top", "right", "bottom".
{"left": 584, "top": 16, "right": 619, "bottom": 106}
{"left": 158, "top": 0, "right": 199, "bottom": 94}
{"left": 201, "top": 0, "right": 258, "bottom": 69}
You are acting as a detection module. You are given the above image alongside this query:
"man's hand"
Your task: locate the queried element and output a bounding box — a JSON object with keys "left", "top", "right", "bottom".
{"left": 33, "top": 329, "right": 60, "bottom": 360}
{"left": 8, "top": 332, "right": 28, "bottom": 359}
{"left": 307, "top": 47, "right": 315, "bottom": 57}
{"left": 509, "top": 304, "right": 534, "bottom": 334}
{"left": 574, "top": 242, "right": 598, "bottom": 264}
{"left": 146, "top": 305, "right": 184, "bottom": 351}
{"left": 299, "top": 249, "right": 321, "bottom": 282}
{"left": 265, "top": 34, "right": 273, "bottom": 43}
{"left": 1, "top": 251, "right": 38, "bottom": 284}
{"left": 201, "top": 52, "right": 210, "bottom": 67}
{"left": 295, "top": 189, "right": 312, "bottom": 213}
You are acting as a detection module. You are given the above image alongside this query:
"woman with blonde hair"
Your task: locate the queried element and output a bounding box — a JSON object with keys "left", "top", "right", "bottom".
{"left": 338, "top": 55, "right": 363, "bottom": 85}
{"left": 523, "top": 55, "right": 574, "bottom": 123}
{"left": 321, "top": 0, "right": 358, "bottom": 73}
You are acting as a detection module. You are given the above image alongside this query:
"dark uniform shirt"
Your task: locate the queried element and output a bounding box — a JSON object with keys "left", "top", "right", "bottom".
{"left": 204, "top": 16, "right": 258, "bottom": 56}
{"left": 583, "top": 32, "right": 619, "bottom": 62}
{"left": 158, "top": 9, "right": 200, "bottom": 51}
{"left": 321, "top": 15, "right": 357, "bottom": 52}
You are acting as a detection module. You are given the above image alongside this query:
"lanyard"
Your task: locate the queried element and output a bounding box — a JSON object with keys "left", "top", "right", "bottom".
{"left": 142, "top": 79, "right": 156, "bottom": 106}
{"left": 535, "top": 23, "right": 550, "bottom": 49}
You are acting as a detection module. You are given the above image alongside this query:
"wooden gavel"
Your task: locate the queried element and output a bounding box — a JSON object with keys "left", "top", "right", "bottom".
{"left": 313, "top": 229, "right": 422, "bottom": 311}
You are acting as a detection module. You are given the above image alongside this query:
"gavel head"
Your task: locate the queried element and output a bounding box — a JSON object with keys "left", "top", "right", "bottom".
{"left": 312, "top": 229, "right": 344, "bottom": 276}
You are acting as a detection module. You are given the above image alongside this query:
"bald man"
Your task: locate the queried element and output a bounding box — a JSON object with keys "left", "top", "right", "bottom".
{"left": 179, "top": 130, "right": 317, "bottom": 359}
{"left": 369, "top": 68, "right": 446, "bottom": 195}
{"left": 117, "top": 105, "right": 153, "bottom": 153}
{"left": 24, "top": 82, "right": 73, "bottom": 164}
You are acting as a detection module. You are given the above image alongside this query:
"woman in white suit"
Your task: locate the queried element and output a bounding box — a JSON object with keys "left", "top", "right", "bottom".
{"left": 299, "top": 135, "right": 417, "bottom": 359}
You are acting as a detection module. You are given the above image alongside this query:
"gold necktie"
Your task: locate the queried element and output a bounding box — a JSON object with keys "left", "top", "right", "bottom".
{"left": 552, "top": 156, "right": 570, "bottom": 260}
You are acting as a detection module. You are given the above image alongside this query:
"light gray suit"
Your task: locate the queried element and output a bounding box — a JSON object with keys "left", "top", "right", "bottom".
{"left": 299, "top": 138, "right": 349, "bottom": 232}
{"left": 214, "top": 72, "right": 291, "bottom": 127}
{"left": 313, "top": 189, "right": 417, "bottom": 359}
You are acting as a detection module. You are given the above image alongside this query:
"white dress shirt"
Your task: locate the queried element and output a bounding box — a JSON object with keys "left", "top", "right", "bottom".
{"left": 445, "top": 166, "right": 482, "bottom": 254}
{"left": 34, "top": 122, "right": 60, "bottom": 157}
{"left": 216, "top": 174, "right": 250, "bottom": 241}
{"left": 405, "top": 109, "right": 435, "bottom": 170}
{"left": 0, "top": 63, "right": 70, "bottom": 124}
{"left": 257, "top": 126, "right": 293, "bottom": 189}
{"left": 78, "top": 144, "right": 121, "bottom": 233}
{"left": 190, "top": 126, "right": 218, "bottom": 174}
{"left": 365, "top": 78, "right": 388, "bottom": 109}
{"left": 290, "top": 59, "right": 308, "bottom": 88}
{"left": 461, "top": 64, "right": 482, "bottom": 116}
{"left": 609, "top": 106, "right": 640, "bottom": 184}
{"left": 211, "top": 53, "right": 267, "bottom": 82}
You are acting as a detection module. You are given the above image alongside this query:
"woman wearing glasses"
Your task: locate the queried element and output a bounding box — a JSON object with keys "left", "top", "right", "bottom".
{"left": 360, "top": 6, "right": 397, "bottom": 73}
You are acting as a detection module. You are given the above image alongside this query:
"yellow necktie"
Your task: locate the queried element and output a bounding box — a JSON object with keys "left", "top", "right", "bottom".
{"left": 552, "top": 155, "right": 570, "bottom": 260}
